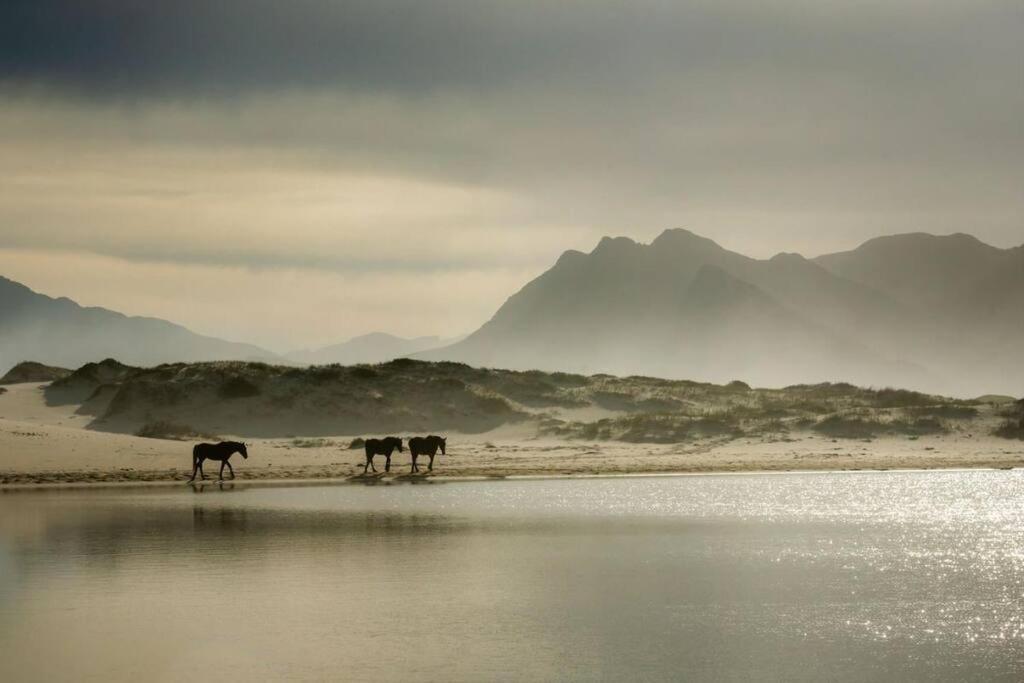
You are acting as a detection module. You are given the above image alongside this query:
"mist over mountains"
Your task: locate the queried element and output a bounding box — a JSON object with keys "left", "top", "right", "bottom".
{"left": 2, "top": 231, "right": 1020, "bottom": 396}
{"left": 286, "top": 333, "right": 456, "bottom": 366}
{"left": 422, "top": 230, "right": 1023, "bottom": 396}
{"left": 0, "top": 276, "right": 455, "bottom": 372}
{"left": 0, "top": 276, "right": 277, "bottom": 370}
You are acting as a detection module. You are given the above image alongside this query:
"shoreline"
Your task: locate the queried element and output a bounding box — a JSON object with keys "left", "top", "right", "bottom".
{"left": 2, "top": 381, "right": 1021, "bottom": 492}
{"left": 2, "top": 461, "right": 1021, "bottom": 493}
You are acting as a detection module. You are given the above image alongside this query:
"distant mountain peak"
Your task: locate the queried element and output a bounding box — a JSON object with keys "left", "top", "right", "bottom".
{"left": 0, "top": 275, "right": 277, "bottom": 373}
{"left": 424, "top": 227, "right": 1023, "bottom": 395}
{"left": 769, "top": 252, "right": 808, "bottom": 264}
{"left": 554, "top": 249, "right": 586, "bottom": 265}
{"left": 853, "top": 231, "right": 998, "bottom": 254}
{"left": 349, "top": 332, "right": 407, "bottom": 343}
{"left": 286, "top": 331, "right": 451, "bottom": 366}
{"left": 591, "top": 235, "right": 639, "bottom": 255}
{"left": 650, "top": 228, "right": 726, "bottom": 252}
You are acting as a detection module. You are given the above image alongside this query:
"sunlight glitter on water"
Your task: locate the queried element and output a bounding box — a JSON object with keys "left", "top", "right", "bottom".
{"left": 1, "top": 470, "right": 1023, "bottom": 681}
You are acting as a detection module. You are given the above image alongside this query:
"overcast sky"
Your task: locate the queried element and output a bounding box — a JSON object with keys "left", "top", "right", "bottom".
{"left": 1, "top": 0, "right": 1021, "bottom": 351}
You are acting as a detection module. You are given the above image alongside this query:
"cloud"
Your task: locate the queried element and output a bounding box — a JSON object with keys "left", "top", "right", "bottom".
{"left": 0, "top": 133, "right": 577, "bottom": 273}
{"left": 3, "top": 1, "right": 1020, "bottom": 97}
{"left": 0, "top": 1, "right": 1021, "bottom": 346}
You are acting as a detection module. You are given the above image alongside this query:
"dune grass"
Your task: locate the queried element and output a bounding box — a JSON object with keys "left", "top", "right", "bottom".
{"left": 135, "top": 421, "right": 218, "bottom": 441}
{"left": 46, "top": 357, "right": 999, "bottom": 444}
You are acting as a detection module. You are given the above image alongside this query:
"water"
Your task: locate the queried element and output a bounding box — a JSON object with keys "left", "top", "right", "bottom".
{"left": 1, "top": 471, "right": 1023, "bottom": 681}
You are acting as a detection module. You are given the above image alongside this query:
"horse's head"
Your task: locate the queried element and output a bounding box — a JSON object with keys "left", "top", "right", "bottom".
{"left": 239, "top": 442, "right": 249, "bottom": 459}
{"left": 439, "top": 437, "right": 446, "bottom": 455}
{"left": 397, "top": 438, "right": 404, "bottom": 452}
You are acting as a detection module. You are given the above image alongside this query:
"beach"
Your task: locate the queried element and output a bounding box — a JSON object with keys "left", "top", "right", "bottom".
{"left": 2, "top": 381, "right": 1021, "bottom": 487}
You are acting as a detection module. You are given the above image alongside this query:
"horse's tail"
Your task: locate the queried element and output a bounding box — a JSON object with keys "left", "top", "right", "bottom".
{"left": 192, "top": 444, "right": 202, "bottom": 461}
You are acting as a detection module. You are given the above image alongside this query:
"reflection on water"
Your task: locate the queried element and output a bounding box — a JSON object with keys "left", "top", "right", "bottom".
{"left": 1, "top": 471, "right": 1023, "bottom": 681}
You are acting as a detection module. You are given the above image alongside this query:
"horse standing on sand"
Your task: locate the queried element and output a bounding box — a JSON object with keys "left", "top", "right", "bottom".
{"left": 408, "top": 435, "right": 446, "bottom": 472}
{"left": 363, "top": 437, "right": 403, "bottom": 473}
{"left": 190, "top": 441, "right": 248, "bottom": 481}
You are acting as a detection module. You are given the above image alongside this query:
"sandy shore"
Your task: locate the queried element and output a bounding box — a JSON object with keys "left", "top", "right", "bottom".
{"left": 1, "top": 382, "right": 1021, "bottom": 487}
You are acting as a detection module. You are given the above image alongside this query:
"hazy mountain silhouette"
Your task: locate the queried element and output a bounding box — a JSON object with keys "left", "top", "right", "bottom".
{"left": 287, "top": 332, "right": 456, "bottom": 366}
{"left": 421, "top": 229, "right": 1023, "bottom": 395}
{"left": 4, "top": 230, "right": 1020, "bottom": 396}
{"left": 815, "top": 233, "right": 1024, "bottom": 334}
{"left": 0, "top": 276, "right": 278, "bottom": 374}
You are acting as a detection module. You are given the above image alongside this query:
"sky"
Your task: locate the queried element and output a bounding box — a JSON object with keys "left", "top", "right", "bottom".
{"left": 1, "top": 0, "right": 1021, "bottom": 351}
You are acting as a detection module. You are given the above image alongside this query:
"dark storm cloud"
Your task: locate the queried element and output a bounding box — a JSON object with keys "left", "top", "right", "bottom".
{"left": 3, "top": 0, "right": 1020, "bottom": 97}
{"left": 1, "top": 0, "right": 1022, "bottom": 273}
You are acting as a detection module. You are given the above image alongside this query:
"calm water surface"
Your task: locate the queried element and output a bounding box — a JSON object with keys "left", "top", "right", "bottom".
{"left": 1, "top": 471, "right": 1023, "bottom": 681}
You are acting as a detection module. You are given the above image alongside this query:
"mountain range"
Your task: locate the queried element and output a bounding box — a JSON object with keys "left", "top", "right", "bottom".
{"left": 2, "top": 230, "right": 1021, "bottom": 396}
{"left": 422, "top": 230, "right": 1023, "bottom": 396}
{"left": 0, "top": 276, "right": 456, "bottom": 373}
{"left": 0, "top": 276, "right": 279, "bottom": 372}
{"left": 286, "top": 333, "right": 456, "bottom": 366}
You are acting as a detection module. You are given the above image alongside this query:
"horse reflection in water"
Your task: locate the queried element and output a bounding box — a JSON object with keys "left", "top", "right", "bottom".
{"left": 189, "top": 441, "right": 249, "bottom": 481}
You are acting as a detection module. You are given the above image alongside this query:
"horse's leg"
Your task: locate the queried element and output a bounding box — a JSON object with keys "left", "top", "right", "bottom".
{"left": 189, "top": 458, "right": 197, "bottom": 481}
{"left": 429, "top": 454, "right": 435, "bottom": 471}
{"left": 227, "top": 459, "right": 235, "bottom": 479}
{"left": 385, "top": 454, "right": 392, "bottom": 473}
{"left": 219, "top": 460, "right": 226, "bottom": 481}
{"left": 198, "top": 457, "right": 207, "bottom": 480}
{"left": 411, "top": 454, "right": 418, "bottom": 473}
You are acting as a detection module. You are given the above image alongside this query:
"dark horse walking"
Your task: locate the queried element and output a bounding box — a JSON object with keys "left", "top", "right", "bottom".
{"left": 408, "top": 435, "right": 446, "bottom": 472}
{"left": 363, "top": 437, "right": 403, "bottom": 473}
{"left": 190, "top": 441, "right": 248, "bottom": 481}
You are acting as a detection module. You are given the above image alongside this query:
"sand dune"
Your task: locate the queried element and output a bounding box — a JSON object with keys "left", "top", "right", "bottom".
{"left": 1, "top": 381, "right": 1021, "bottom": 487}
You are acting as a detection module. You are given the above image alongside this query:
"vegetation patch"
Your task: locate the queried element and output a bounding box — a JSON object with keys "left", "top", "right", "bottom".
{"left": 489, "top": 374, "right": 585, "bottom": 408}
{"left": 907, "top": 404, "right": 979, "bottom": 419}
{"left": 218, "top": 376, "right": 260, "bottom": 399}
{"left": 1, "top": 361, "right": 72, "bottom": 385}
{"left": 135, "top": 421, "right": 217, "bottom": 441}
{"left": 290, "top": 437, "right": 336, "bottom": 448}
{"left": 870, "top": 388, "right": 936, "bottom": 408}
{"left": 812, "top": 415, "right": 947, "bottom": 439}
{"left": 350, "top": 366, "right": 379, "bottom": 380}
{"left": 636, "top": 396, "right": 684, "bottom": 412}
{"left": 592, "top": 391, "right": 641, "bottom": 411}
{"left": 974, "top": 395, "right": 1017, "bottom": 406}
{"left": 619, "top": 415, "right": 694, "bottom": 443}
{"left": 307, "top": 365, "right": 343, "bottom": 383}
{"left": 994, "top": 419, "right": 1024, "bottom": 440}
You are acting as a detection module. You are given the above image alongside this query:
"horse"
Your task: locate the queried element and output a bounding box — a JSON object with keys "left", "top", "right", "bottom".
{"left": 363, "top": 437, "right": 403, "bottom": 473}
{"left": 408, "top": 435, "right": 446, "bottom": 472}
{"left": 190, "top": 441, "right": 248, "bottom": 481}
